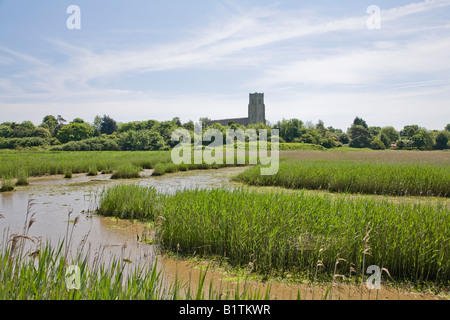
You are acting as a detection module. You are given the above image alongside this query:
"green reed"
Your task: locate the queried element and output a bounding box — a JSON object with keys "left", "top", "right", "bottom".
{"left": 98, "top": 186, "right": 449, "bottom": 285}
{"left": 234, "top": 160, "right": 450, "bottom": 197}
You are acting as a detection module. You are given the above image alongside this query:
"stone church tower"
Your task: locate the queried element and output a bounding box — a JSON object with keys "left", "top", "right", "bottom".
{"left": 205, "top": 92, "right": 266, "bottom": 126}
{"left": 248, "top": 93, "right": 265, "bottom": 124}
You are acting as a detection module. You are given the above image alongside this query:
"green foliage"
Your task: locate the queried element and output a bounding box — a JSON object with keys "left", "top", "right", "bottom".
{"left": 435, "top": 131, "right": 450, "bottom": 150}
{"left": 56, "top": 123, "right": 94, "bottom": 144}
{"left": 33, "top": 127, "right": 52, "bottom": 138}
{"left": 353, "top": 117, "right": 368, "bottom": 129}
{"left": 349, "top": 125, "right": 372, "bottom": 148}
{"left": 0, "top": 125, "right": 12, "bottom": 138}
{"left": 100, "top": 115, "right": 118, "bottom": 135}
{"left": 55, "top": 137, "right": 120, "bottom": 151}
{"left": 41, "top": 115, "right": 58, "bottom": 136}
{"left": 370, "top": 138, "right": 386, "bottom": 150}
{"left": 0, "top": 137, "right": 51, "bottom": 149}
{"left": 400, "top": 125, "right": 419, "bottom": 139}
{"left": 380, "top": 126, "right": 399, "bottom": 146}
{"left": 118, "top": 130, "right": 168, "bottom": 151}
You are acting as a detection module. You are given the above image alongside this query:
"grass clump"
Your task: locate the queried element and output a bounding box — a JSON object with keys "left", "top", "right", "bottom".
{"left": 86, "top": 166, "right": 98, "bottom": 176}
{"left": 64, "top": 170, "right": 72, "bottom": 179}
{"left": 0, "top": 176, "right": 14, "bottom": 192}
{"left": 97, "top": 185, "right": 160, "bottom": 220}
{"left": 15, "top": 170, "right": 29, "bottom": 186}
{"left": 152, "top": 163, "right": 166, "bottom": 176}
{"left": 110, "top": 165, "right": 141, "bottom": 179}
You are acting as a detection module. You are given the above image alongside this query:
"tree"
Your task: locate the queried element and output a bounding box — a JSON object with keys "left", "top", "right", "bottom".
{"left": 445, "top": 124, "right": 450, "bottom": 132}
{"left": 33, "top": 127, "right": 52, "bottom": 138}
{"left": 118, "top": 130, "right": 167, "bottom": 151}
{"left": 182, "top": 120, "right": 195, "bottom": 132}
{"left": 435, "top": 131, "right": 450, "bottom": 150}
{"left": 55, "top": 115, "right": 67, "bottom": 134}
{"left": 370, "top": 138, "right": 386, "bottom": 150}
{"left": 349, "top": 124, "right": 372, "bottom": 148}
{"left": 10, "top": 121, "right": 35, "bottom": 138}
{"left": 369, "top": 126, "right": 381, "bottom": 137}
{"left": 337, "top": 132, "right": 349, "bottom": 144}
{"left": 56, "top": 123, "right": 94, "bottom": 144}
{"left": 353, "top": 117, "right": 368, "bottom": 129}
{"left": 172, "top": 117, "right": 182, "bottom": 127}
{"left": 0, "top": 125, "right": 12, "bottom": 138}
{"left": 41, "top": 115, "right": 58, "bottom": 136}
{"left": 93, "top": 115, "right": 102, "bottom": 136}
{"left": 100, "top": 115, "right": 118, "bottom": 135}
{"left": 380, "top": 126, "right": 399, "bottom": 146}
{"left": 275, "top": 118, "right": 305, "bottom": 143}
{"left": 400, "top": 125, "right": 419, "bottom": 139}
{"left": 71, "top": 118, "right": 85, "bottom": 124}
{"left": 411, "top": 134, "right": 426, "bottom": 150}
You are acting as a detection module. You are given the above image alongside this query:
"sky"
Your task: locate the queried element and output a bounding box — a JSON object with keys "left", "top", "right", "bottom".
{"left": 0, "top": 0, "right": 449, "bottom": 131}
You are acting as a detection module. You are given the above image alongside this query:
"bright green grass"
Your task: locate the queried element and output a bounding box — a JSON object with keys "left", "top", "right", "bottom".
{"left": 0, "top": 150, "right": 172, "bottom": 178}
{"left": 234, "top": 159, "right": 450, "bottom": 197}
{"left": 98, "top": 186, "right": 450, "bottom": 285}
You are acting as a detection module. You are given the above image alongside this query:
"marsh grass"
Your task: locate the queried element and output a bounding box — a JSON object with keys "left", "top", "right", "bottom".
{"left": 0, "top": 176, "right": 14, "bottom": 192}
{"left": 15, "top": 170, "right": 29, "bottom": 186}
{"left": 0, "top": 199, "right": 272, "bottom": 300}
{"left": 64, "top": 170, "right": 73, "bottom": 179}
{"left": 98, "top": 185, "right": 450, "bottom": 287}
{"left": 0, "top": 150, "right": 173, "bottom": 178}
{"left": 110, "top": 165, "right": 142, "bottom": 179}
{"left": 234, "top": 159, "right": 450, "bottom": 197}
{"left": 87, "top": 166, "right": 98, "bottom": 176}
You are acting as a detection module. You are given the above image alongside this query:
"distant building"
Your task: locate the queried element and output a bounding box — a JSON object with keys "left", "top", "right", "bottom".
{"left": 206, "top": 93, "right": 266, "bottom": 127}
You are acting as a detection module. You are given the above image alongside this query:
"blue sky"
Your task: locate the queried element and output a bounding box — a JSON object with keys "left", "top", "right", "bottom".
{"left": 0, "top": 0, "right": 449, "bottom": 130}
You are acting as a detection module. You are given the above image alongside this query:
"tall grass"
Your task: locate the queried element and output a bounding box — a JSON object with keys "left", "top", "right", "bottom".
{"left": 234, "top": 160, "right": 450, "bottom": 197}
{"left": 98, "top": 186, "right": 450, "bottom": 285}
{"left": 110, "top": 165, "right": 142, "bottom": 179}
{"left": 0, "top": 176, "right": 14, "bottom": 192}
{"left": 0, "top": 200, "right": 270, "bottom": 300}
{"left": 0, "top": 150, "right": 173, "bottom": 178}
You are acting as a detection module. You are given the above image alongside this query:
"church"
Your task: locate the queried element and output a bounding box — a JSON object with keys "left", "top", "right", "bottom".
{"left": 206, "top": 93, "right": 266, "bottom": 127}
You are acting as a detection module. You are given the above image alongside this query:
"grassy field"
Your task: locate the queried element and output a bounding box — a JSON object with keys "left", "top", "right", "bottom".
{"left": 235, "top": 150, "right": 450, "bottom": 197}
{"left": 98, "top": 185, "right": 450, "bottom": 288}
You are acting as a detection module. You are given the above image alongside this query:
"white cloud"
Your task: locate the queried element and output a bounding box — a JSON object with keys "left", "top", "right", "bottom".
{"left": 256, "top": 35, "right": 450, "bottom": 87}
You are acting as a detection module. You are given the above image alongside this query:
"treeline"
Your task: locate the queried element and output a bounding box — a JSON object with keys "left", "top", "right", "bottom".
{"left": 0, "top": 114, "right": 449, "bottom": 151}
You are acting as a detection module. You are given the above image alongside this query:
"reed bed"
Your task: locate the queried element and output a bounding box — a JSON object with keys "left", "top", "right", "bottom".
{"left": 234, "top": 159, "right": 450, "bottom": 197}
{"left": 0, "top": 201, "right": 270, "bottom": 300}
{"left": 98, "top": 186, "right": 450, "bottom": 285}
{"left": 0, "top": 150, "right": 172, "bottom": 178}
